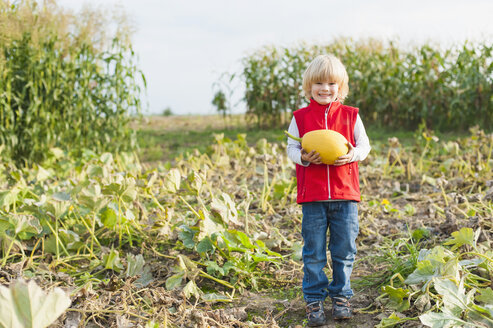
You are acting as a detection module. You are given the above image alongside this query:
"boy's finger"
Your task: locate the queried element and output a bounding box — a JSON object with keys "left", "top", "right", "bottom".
{"left": 334, "top": 156, "right": 350, "bottom": 165}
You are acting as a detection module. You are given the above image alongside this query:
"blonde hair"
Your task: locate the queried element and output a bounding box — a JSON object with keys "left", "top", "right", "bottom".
{"left": 302, "top": 54, "right": 349, "bottom": 102}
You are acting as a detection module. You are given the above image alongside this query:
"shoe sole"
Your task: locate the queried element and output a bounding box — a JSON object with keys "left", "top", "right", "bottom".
{"left": 307, "top": 319, "right": 327, "bottom": 327}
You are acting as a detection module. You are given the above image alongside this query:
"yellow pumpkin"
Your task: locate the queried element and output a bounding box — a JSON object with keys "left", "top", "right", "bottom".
{"left": 285, "top": 129, "right": 349, "bottom": 165}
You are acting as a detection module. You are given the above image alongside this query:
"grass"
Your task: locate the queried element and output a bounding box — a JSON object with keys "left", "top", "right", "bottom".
{"left": 134, "top": 114, "right": 285, "bottom": 163}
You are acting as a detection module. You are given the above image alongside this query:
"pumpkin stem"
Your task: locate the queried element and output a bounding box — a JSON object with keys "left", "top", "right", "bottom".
{"left": 284, "top": 130, "right": 302, "bottom": 142}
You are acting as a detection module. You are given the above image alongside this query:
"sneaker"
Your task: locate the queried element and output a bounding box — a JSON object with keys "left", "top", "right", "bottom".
{"left": 332, "top": 296, "right": 352, "bottom": 320}
{"left": 306, "top": 301, "right": 326, "bottom": 327}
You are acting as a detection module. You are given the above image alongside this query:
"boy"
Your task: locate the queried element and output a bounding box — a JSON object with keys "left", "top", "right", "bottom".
{"left": 286, "top": 54, "right": 371, "bottom": 326}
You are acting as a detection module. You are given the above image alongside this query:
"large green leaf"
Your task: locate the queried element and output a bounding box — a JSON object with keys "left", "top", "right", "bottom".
{"left": 443, "top": 228, "right": 475, "bottom": 250}
{"left": 440, "top": 258, "right": 461, "bottom": 283}
{"left": 0, "top": 279, "right": 71, "bottom": 328}
{"left": 196, "top": 237, "right": 214, "bottom": 254}
{"left": 126, "top": 254, "right": 145, "bottom": 277}
{"left": 35, "top": 165, "right": 51, "bottom": 182}
{"left": 230, "top": 230, "right": 255, "bottom": 249}
{"left": 163, "top": 169, "right": 181, "bottom": 193}
{"left": 183, "top": 280, "right": 202, "bottom": 299}
{"left": 121, "top": 177, "right": 138, "bottom": 203}
{"left": 201, "top": 292, "right": 231, "bottom": 302}
{"left": 476, "top": 288, "right": 493, "bottom": 304}
{"left": 51, "top": 192, "right": 71, "bottom": 202}
{"left": 101, "top": 205, "right": 118, "bottom": 229}
{"left": 126, "top": 254, "right": 153, "bottom": 287}
{"left": 376, "top": 313, "right": 412, "bottom": 328}
{"left": 197, "top": 208, "right": 223, "bottom": 240}
{"left": 210, "top": 193, "right": 241, "bottom": 227}
{"left": 8, "top": 215, "right": 42, "bottom": 236}
{"left": 0, "top": 190, "right": 19, "bottom": 211}
{"left": 424, "top": 246, "right": 454, "bottom": 265}
{"left": 433, "top": 278, "right": 470, "bottom": 317}
{"left": 165, "top": 272, "right": 184, "bottom": 290}
{"left": 381, "top": 285, "right": 411, "bottom": 312}
{"left": 86, "top": 164, "right": 104, "bottom": 178}
{"left": 419, "top": 312, "right": 468, "bottom": 328}
{"left": 48, "top": 148, "right": 64, "bottom": 160}
{"left": 44, "top": 199, "right": 70, "bottom": 219}
{"left": 206, "top": 260, "right": 234, "bottom": 277}
{"left": 187, "top": 171, "right": 203, "bottom": 193}
{"left": 178, "top": 225, "right": 196, "bottom": 249}
{"left": 404, "top": 259, "right": 436, "bottom": 285}
{"left": 77, "top": 182, "right": 107, "bottom": 211}
{"left": 0, "top": 218, "right": 10, "bottom": 234}
{"left": 102, "top": 249, "right": 124, "bottom": 272}
{"left": 99, "top": 153, "right": 114, "bottom": 165}
{"left": 44, "top": 229, "right": 80, "bottom": 255}
{"left": 255, "top": 239, "right": 282, "bottom": 258}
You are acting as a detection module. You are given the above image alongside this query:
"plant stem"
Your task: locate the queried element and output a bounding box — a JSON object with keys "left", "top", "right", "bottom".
{"left": 284, "top": 130, "right": 302, "bottom": 142}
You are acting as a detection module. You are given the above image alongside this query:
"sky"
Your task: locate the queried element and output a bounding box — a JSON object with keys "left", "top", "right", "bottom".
{"left": 58, "top": 0, "right": 493, "bottom": 116}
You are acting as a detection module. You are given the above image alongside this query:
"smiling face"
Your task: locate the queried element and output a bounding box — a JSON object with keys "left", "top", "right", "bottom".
{"left": 311, "top": 81, "right": 339, "bottom": 105}
{"left": 302, "top": 55, "right": 349, "bottom": 103}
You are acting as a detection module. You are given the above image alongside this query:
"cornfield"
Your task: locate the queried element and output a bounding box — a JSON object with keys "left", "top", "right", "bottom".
{"left": 0, "top": 0, "right": 143, "bottom": 165}
{"left": 239, "top": 39, "right": 493, "bottom": 130}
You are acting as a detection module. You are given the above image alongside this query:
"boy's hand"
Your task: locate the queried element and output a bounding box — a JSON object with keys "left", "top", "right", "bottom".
{"left": 301, "top": 149, "right": 322, "bottom": 164}
{"left": 333, "top": 142, "right": 354, "bottom": 166}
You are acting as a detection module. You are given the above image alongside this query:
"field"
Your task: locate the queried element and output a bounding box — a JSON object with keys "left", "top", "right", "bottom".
{"left": 132, "top": 115, "right": 492, "bottom": 327}
{"left": 2, "top": 114, "right": 491, "bottom": 328}
{"left": 1, "top": 2, "right": 492, "bottom": 327}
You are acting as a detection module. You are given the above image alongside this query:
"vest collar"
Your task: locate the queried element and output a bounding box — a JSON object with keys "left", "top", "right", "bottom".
{"left": 308, "top": 98, "right": 342, "bottom": 111}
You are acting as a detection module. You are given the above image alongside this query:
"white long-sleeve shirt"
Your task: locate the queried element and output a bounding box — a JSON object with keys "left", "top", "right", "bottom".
{"left": 287, "top": 114, "right": 371, "bottom": 166}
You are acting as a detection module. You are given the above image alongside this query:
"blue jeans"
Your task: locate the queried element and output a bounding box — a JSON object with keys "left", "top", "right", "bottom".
{"left": 301, "top": 201, "right": 359, "bottom": 303}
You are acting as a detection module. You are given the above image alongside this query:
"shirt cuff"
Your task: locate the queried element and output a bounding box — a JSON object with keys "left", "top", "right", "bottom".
{"left": 297, "top": 152, "right": 310, "bottom": 166}
{"left": 351, "top": 148, "right": 363, "bottom": 162}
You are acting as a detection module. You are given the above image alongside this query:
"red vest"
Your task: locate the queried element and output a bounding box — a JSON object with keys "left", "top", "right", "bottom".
{"left": 294, "top": 99, "right": 360, "bottom": 203}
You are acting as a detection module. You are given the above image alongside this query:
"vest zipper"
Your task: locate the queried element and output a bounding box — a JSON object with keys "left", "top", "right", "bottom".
{"left": 325, "top": 102, "right": 333, "bottom": 199}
